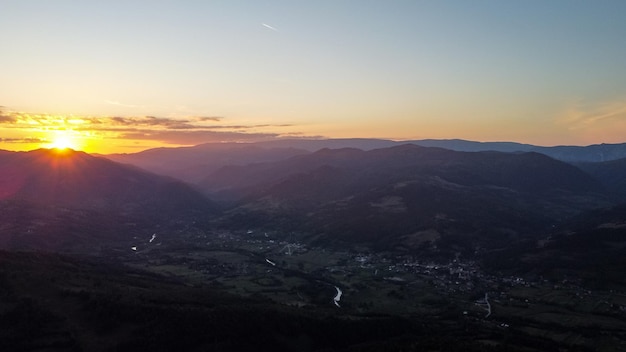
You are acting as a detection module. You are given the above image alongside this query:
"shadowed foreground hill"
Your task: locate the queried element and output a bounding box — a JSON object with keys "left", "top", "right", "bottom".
{"left": 0, "top": 250, "right": 577, "bottom": 352}
{"left": 206, "top": 145, "right": 610, "bottom": 253}
{"left": 483, "top": 204, "right": 626, "bottom": 290}
{"left": 0, "top": 149, "right": 215, "bottom": 251}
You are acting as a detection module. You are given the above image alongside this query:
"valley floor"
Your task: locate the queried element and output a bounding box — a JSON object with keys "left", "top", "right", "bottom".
{"left": 94, "top": 228, "right": 626, "bottom": 351}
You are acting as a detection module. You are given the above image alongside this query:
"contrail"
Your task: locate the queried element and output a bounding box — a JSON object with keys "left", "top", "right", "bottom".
{"left": 262, "top": 23, "right": 278, "bottom": 32}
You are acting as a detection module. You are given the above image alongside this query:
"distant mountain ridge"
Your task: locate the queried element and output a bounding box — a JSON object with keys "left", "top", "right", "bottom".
{"left": 259, "top": 138, "right": 626, "bottom": 163}
{"left": 104, "top": 143, "right": 310, "bottom": 183}
{"left": 101, "top": 139, "right": 626, "bottom": 183}
{"left": 200, "top": 145, "right": 604, "bottom": 199}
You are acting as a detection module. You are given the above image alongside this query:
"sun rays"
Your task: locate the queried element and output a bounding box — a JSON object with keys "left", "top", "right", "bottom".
{"left": 46, "top": 131, "right": 83, "bottom": 151}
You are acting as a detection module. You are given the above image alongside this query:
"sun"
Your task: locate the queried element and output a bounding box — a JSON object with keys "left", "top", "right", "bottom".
{"left": 47, "top": 131, "right": 80, "bottom": 151}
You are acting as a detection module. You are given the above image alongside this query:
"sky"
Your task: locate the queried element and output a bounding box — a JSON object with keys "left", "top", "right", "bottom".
{"left": 1, "top": 0, "right": 626, "bottom": 153}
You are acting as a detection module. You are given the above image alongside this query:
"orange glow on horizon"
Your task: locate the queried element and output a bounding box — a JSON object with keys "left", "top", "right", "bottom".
{"left": 1, "top": 107, "right": 626, "bottom": 155}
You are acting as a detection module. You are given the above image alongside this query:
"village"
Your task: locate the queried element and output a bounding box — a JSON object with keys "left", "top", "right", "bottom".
{"left": 120, "top": 227, "right": 626, "bottom": 326}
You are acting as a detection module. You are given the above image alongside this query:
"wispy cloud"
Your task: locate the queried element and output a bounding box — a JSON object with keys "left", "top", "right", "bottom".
{"left": 558, "top": 99, "right": 626, "bottom": 130}
{"left": 198, "top": 116, "right": 223, "bottom": 122}
{"left": 0, "top": 114, "right": 16, "bottom": 123}
{"left": 119, "top": 130, "right": 281, "bottom": 145}
{"left": 279, "top": 131, "right": 325, "bottom": 139}
{"left": 0, "top": 113, "right": 225, "bottom": 130}
{"left": 0, "top": 106, "right": 15, "bottom": 123}
{"left": 105, "top": 100, "right": 140, "bottom": 108}
{"left": 553, "top": 99, "right": 626, "bottom": 144}
{"left": 0, "top": 108, "right": 303, "bottom": 146}
{"left": 262, "top": 23, "right": 279, "bottom": 32}
{"left": 108, "top": 116, "right": 198, "bottom": 129}
{"left": 0, "top": 137, "right": 46, "bottom": 144}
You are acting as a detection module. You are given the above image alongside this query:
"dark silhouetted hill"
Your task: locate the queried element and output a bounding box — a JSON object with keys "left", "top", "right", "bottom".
{"left": 483, "top": 204, "right": 626, "bottom": 290}
{"left": 1, "top": 250, "right": 539, "bottom": 352}
{"left": 0, "top": 149, "right": 215, "bottom": 250}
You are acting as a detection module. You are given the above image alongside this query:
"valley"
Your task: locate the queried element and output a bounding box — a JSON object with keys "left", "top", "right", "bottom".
{"left": 1, "top": 140, "right": 626, "bottom": 351}
{"left": 95, "top": 225, "right": 626, "bottom": 351}
{"left": 5, "top": 1, "right": 626, "bottom": 350}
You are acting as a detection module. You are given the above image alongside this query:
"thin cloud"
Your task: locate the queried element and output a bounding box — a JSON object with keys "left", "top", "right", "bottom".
{"left": 0, "top": 114, "right": 16, "bottom": 123}
{"left": 119, "top": 130, "right": 281, "bottom": 145}
{"left": 105, "top": 100, "right": 140, "bottom": 108}
{"left": 0, "top": 106, "right": 15, "bottom": 123}
{"left": 262, "top": 23, "right": 279, "bottom": 32}
{"left": 0, "top": 112, "right": 230, "bottom": 130}
{"left": 0, "top": 137, "right": 46, "bottom": 143}
{"left": 0, "top": 108, "right": 307, "bottom": 146}
{"left": 190, "top": 123, "right": 293, "bottom": 129}
{"left": 279, "top": 132, "right": 325, "bottom": 139}
{"left": 558, "top": 100, "right": 626, "bottom": 130}
{"left": 585, "top": 103, "right": 626, "bottom": 124}
{"left": 109, "top": 116, "right": 195, "bottom": 129}
{"left": 198, "top": 116, "right": 223, "bottom": 122}
{"left": 71, "top": 123, "right": 294, "bottom": 134}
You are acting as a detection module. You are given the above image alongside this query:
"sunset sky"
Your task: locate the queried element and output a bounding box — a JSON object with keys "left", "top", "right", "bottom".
{"left": 2, "top": 0, "right": 626, "bottom": 153}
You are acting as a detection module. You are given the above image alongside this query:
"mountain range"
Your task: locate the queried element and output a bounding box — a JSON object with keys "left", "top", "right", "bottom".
{"left": 105, "top": 138, "right": 626, "bottom": 183}
{"left": 202, "top": 144, "right": 613, "bottom": 254}
{"left": 3, "top": 139, "right": 626, "bottom": 350}
{"left": 103, "top": 138, "right": 626, "bottom": 268}
{"left": 3, "top": 139, "right": 625, "bottom": 253}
